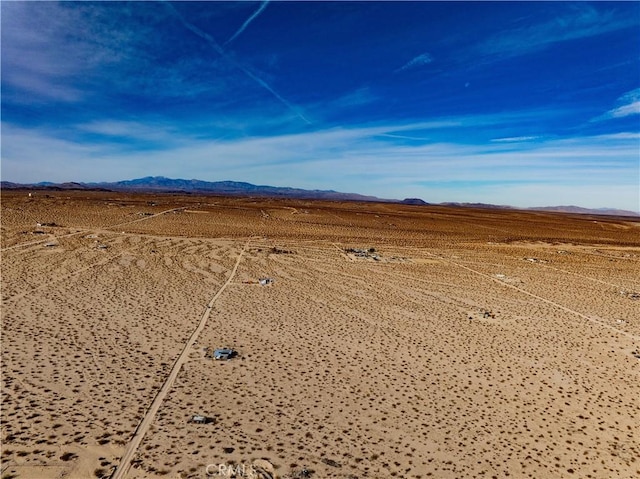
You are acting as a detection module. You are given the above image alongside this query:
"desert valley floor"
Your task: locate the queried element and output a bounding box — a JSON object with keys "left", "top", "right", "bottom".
{"left": 1, "top": 190, "right": 639, "bottom": 479}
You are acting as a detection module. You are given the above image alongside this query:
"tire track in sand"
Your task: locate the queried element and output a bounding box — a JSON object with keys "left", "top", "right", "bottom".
{"left": 110, "top": 237, "right": 252, "bottom": 479}
{"left": 425, "top": 251, "right": 640, "bottom": 342}
{"left": 1, "top": 207, "right": 184, "bottom": 253}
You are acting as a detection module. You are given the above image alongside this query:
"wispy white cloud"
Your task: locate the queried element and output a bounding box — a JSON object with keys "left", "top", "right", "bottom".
{"left": 592, "top": 88, "right": 640, "bottom": 121}
{"left": 479, "top": 4, "right": 636, "bottom": 59}
{"left": 224, "top": 1, "right": 270, "bottom": 46}
{"left": 77, "top": 120, "right": 188, "bottom": 147}
{"left": 606, "top": 88, "right": 640, "bottom": 118}
{"left": 331, "top": 87, "right": 378, "bottom": 109}
{"left": 396, "top": 53, "right": 433, "bottom": 72}
{"left": 0, "top": 2, "right": 172, "bottom": 103}
{"left": 609, "top": 101, "right": 640, "bottom": 118}
{"left": 491, "top": 136, "right": 541, "bottom": 143}
{"left": 377, "top": 133, "right": 433, "bottom": 141}
{"left": 1, "top": 2, "right": 88, "bottom": 102}
{"left": 303, "top": 87, "right": 379, "bottom": 124}
{"left": 1, "top": 123, "right": 117, "bottom": 182}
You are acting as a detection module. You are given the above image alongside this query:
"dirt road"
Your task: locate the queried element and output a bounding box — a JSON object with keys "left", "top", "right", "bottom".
{"left": 110, "top": 237, "right": 251, "bottom": 479}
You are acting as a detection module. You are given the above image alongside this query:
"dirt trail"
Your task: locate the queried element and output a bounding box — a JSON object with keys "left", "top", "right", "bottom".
{"left": 4, "top": 249, "right": 131, "bottom": 303}
{"left": 426, "top": 251, "right": 640, "bottom": 342}
{"left": 110, "top": 237, "right": 251, "bottom": 479}
{"left": 0, "top": 207, "right": 184, "bottom": 252}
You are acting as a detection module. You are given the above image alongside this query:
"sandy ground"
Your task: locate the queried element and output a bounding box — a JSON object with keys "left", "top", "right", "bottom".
{"left": 1, "top": 190, "right": 639, "bottom": 479}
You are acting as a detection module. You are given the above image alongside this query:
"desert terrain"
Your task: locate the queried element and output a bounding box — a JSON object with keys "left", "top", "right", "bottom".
{"left": 1, "top": 190, "right": 639, "bottom": 479}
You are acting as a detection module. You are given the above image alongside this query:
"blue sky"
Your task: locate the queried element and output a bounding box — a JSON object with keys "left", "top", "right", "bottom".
{"left": 1, "top": 1, "right": 639, "bottom": 210}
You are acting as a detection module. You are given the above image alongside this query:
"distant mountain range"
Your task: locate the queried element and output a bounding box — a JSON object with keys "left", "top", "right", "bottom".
{"left": 1, "top": 176, "right": 383, "bottom": 202}
{"left": 2, "top": 176, "right": 638, "bottom": 217}
{"left": 527, "top": 205, "right": 640, "bottom": 216}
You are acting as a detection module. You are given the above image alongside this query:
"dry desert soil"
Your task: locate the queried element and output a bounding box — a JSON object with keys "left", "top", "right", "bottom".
{"left": 1, "top": 190, "right": 639, "bottom": 479}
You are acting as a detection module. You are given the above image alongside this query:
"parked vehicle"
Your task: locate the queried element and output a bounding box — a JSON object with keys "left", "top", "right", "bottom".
{"left": 213, "top": 348, "right": 236, "bottom": 360}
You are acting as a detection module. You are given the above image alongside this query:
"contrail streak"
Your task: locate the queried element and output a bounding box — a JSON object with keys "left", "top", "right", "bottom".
{"left": 164, "top": 1, "right": 310, "bottom": 125}
{"left": 165, "top": 1, "right": 225, "bottom": 55}
{"left": 238, "top": 63, "right": 311, "bottom": 124}
{"left": 224, "top": 1, "right": 269, "bottom": 46}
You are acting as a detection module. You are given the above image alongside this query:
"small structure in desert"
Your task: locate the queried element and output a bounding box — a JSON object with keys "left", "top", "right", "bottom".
{"left": 213, "top": 348, "right": 236, "bottom": 360}
{"left": 345, "top": 247, "right": 380, "bottom": 260}
{"left": 189, "top": 415, "right": 213, "bottom": 424}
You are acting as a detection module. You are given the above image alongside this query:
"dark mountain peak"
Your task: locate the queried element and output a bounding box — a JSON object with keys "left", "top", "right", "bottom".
{"left": 401, "top": 198, "right": 428, "bottom": 205}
